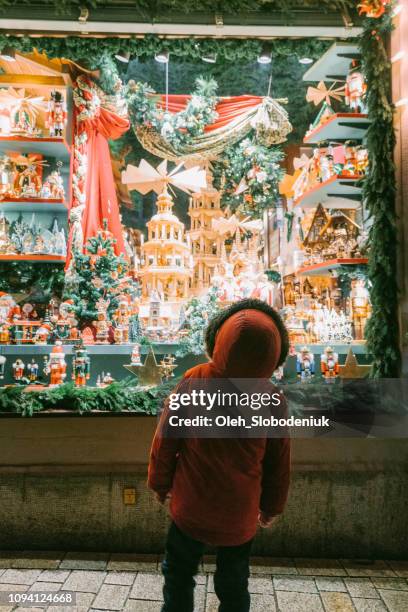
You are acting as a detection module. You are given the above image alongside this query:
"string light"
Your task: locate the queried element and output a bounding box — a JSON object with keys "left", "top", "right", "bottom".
{"left": 395, "top": 98, "right": 408, "bottom": 107}
{"left": 391, "top": 50, "right": 405, "bottom": 63}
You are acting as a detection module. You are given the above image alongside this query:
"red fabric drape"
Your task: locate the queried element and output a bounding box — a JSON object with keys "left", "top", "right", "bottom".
{"left": 67, "top": 107, "right": 129, "bottom": 269}
{"left": 158, "top": 94, "right": 263, "bottom": 131}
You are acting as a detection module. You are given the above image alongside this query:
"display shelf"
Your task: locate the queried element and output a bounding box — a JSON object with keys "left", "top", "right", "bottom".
{"left": 302, "top": 42, "right": 360, "bottom": 82}
{"left": 0, "top": 343, "right": 180, "bottom": 355}
{"left": 0, "top": 198, "right": 66, "bottom": 213}
{"left": 0, "top": 136, "right": 71, "bottom": 161}
{"left": 297, "top": 257, "right": 368, "bottom": 276}
{"left": 293, "top": 175, "right": 362, "bottom": 210}
{"left": 304, "top": 113, "right": 370, "bottom": 144}
{"left": 0, "top": 254, "right": 66, "bottom": 262}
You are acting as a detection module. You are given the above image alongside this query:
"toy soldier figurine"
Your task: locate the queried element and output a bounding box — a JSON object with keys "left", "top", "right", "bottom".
{"left": 320, "top": 346, "right": 339, "bottom": 383}
{"left": 296, "top": 346, "right": 315, "bottom": 382}
{"left": 12, "top": 358, "right": 25, "bottom": 382}
{"left": 72, "top": 341, "right": 91, "bottom": 387}
{"left": 46, "top": 91, "right": 67, "bottom": 137}
{"left": 44, "top": 341, "right": 67, "bottom": 387}
{"left": 345, "top": 60, "right": 367, "bottom": 113}
{"left": 27, "top": 358, "right": 39, "bottom": 383}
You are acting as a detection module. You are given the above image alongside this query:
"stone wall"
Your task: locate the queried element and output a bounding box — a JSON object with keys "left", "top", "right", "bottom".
{"left": 0, "top": 415, "right": 407, "bottom": 558}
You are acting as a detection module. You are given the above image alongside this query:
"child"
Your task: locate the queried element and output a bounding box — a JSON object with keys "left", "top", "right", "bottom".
{"left": 148, "top": 298, "right": 291, "bottom": 612}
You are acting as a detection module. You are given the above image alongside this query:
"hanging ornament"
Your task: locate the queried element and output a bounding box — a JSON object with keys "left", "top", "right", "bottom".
{"left": 358, "top": 0, "right": 391, "bottom": 18}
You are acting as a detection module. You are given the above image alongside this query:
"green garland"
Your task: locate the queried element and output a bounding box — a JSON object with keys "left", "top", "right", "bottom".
{"left": 0, "top": 377, "right": 176, "bottom": 417}
{"left": 0, "top": 35, "right": 329, "bottom": 72}
{"left": 213, "top": 137, "right": 284, "bottom": 216}
{"left": 0, "top": 262, "right": 65, "bottom": 300}
{"left": 127, "top": 76, "right": 218, "bottom": 152}
{"left": 359, "top": 9, "right": 401, "bottom": 377}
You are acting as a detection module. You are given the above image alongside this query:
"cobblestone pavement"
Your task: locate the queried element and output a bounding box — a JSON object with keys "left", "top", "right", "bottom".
{"left": 0, "top": 553, "right": 407, "bottom": 611}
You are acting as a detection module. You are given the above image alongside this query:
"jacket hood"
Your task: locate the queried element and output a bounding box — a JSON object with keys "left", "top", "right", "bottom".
{"left": 211, "top": 308, "right": 282, "bottom": 378}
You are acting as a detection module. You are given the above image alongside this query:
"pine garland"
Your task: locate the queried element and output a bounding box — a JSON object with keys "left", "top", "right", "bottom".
{"left": 127, "top": 76, "right": 218, "bottom": 152}
{"left": 0, "top": 378, "right": 176, "bottom": 417}
{"left": 359, "top": 9, "right": 401, "bottom": 377}
{"left": 213, "top": 137, "right": 284, "bottom": 216}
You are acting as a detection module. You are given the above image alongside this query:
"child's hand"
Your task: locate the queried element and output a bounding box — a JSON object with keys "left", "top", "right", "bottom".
{"left": 258, "top": 512, "right": 279, "bottom": 528}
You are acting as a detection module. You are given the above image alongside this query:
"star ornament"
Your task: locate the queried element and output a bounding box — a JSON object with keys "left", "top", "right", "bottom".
{"left": 123, "top": 346, "right": 163, "bottom": 388}
{"left": 306, "top": 81, "right": 345, "bottom": 107}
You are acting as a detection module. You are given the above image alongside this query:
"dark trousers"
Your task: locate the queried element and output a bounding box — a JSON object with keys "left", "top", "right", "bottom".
{"left": 161, "top": 522, "right": 253, "bottom": 612}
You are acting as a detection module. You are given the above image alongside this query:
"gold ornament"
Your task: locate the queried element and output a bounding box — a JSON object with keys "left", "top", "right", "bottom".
{"left": 338, "top": 349, "right": 372, "bottom": 379}
{"left": 124, "top": 346, "right": 163, "bottom": 387}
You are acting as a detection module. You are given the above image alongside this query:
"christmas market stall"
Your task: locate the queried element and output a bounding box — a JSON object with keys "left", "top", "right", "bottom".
{"left": 0, "top": 0, "right": 402, "bottom": 411}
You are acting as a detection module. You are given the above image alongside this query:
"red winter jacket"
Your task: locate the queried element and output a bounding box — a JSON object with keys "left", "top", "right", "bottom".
{"left": 148, "top": 308, "right": 291, "bottom": 546}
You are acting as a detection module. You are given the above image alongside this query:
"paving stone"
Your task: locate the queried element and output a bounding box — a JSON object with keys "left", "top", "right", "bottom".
{"left": 0, "top": 583, "right": 29, "bottom": 594}
{"left": 207, "top": 575, "right": 273, "bottom": 594}
{"left": 205, "top": 593, "right": 219, "bottom": 612}
{"left": 11, "top": 552, "right": 63, "bottom": 570}
{"left": 353, "top": 598, "right": 388, "bottom": 612}
{"left": 195, "top": 575, "right": 206, "bottom": 585}
{"left": 345, "top": 577, "right": 379, "bottom": 598}
{"left": 28, "top": 581, "right": 62, "bottom": 592}
{"left": 104, "top": 571, "right": 136, "bottom": 586}
{"left": 386, "top": 561, "right": 408, "bottom": 578}
{"left": 0, "top": 570, "right": 42, "bottom": 585}
{"left": 295, "top": 558, "right": 347, "bottom": 577}
{"left": 377, "top": 589, "right": 408, "bottom": 612}
{"left": 46, "top": 591, "right": 95, "bottom": 612}
{"left": 129, "top": 573, "right": 164, "bottom": 601}
{"left": 251, "top": 557, "right": 297, "bottom": 576}
{"left": 60, "top": 552, "right": 109, "bottom": 571}
{"left": 341, "top": 560, "right": 396, "bottom": 577}
{"left": 37, "top": 570, "right": 70, "bottom": 583}
{"left": 276, "top": 591, "right": 324, "bottom": 611}
{"left": 91, "top": 584, "right": 130, "bottom": 610}
{"left": 61, "top": 570, "right": 106, "bottom": 594}
{"left": 273, "top": 575, "right": 318, "bottom": 593}
{"left": 249, "top": 593, "right": 276, "bottom": 611}
{"left": 316, "top": 577, "right": 347, "bottom": 592}
{"left": 108, "top": 554, "right": 158, "bottom": 572}
{"left": 123, "top": 601, "right": 162, "bottom": 612}
{"left": 320, "top": 591, "right": 354, "bottom": 611}
{"left": 371, "top": 577, "right": 408, "bottom": 590}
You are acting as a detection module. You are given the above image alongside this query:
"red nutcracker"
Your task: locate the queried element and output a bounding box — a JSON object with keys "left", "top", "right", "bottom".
{"left": 345, "top": 60, "right": 367, "bottom": 113}
{"left": 12, "top": 358, "right": 25, "bottom": 381}
{"left": 320, "top": 346, "right": 339, "bottom": 382}
{"left": 46, "top": 91, "right": 67, "bottom": 138}
{"left": 44, "top": 341, "right": 67, "bottom": 387}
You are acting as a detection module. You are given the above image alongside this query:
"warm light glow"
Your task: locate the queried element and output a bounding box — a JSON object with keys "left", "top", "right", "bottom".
{"left": 392, "top": 4, "right": 403, "bottom": 16}
{"left": 395, "top": 98, "right": 408, "bottom": 107}
{"left": 299, "top": 57, "right": 314, "bottom": 65}
{"left": 391, "top": 50, "right": 406, "bottom": 63}
{"left": 155, "top": 51, "right": 169, "bottom": 63}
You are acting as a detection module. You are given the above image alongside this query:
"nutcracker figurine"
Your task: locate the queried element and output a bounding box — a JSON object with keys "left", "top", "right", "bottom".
{"left": 43, "top": 341, "right": 67, "bottom": 387}
{"left": 12, "top": 358, "right": 25, "bottom": 382}
{"left": 350, "top": 278, "right": 371, "bottom": 340}
{"left": 342, "top": 141, "right": 358, "bottom": 176}
{"left": 112, "top": 295, "right": 131, "bottom": 344}
{"left": 0, "top": 354, "right": 6, "bottom": 379}
{"left": 72, "top": 341, "right": 91, "bottom": 387}
{"left": 46, "top": 91, "right": 67, "bottom": 138}
{"left": 130, "top": 344, "right": 142, "bottom": 365}
{"left": 93, "top": 299, "right": 111, "bottom": 344}
{"left": 320, "top": 346, "right": 339, "bottom": 382}
{"left": 296, "top": 346, "right": 315, "bottom": 382}
{"left": 345, "top": 60, "right": 367, "bottom": 113}
{"left": 27, "top": 358, "right": 39, "bottom": 383}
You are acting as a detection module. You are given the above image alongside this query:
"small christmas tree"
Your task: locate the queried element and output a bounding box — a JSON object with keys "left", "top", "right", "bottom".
{"left": 64, "top": 219, "right": 136, "bottom": 326}
{"left": 177, "top": 287, "right": 220, "bottom": 357}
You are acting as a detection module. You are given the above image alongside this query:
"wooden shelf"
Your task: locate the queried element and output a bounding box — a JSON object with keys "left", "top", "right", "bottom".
{"left": 304, "top": 113, "right": 370, "bottom": 144}
{"left": 0, "top": 136, "right": 70, "bottom": 161}
{"left": 0, "top": 254, "right": 66, "bottom": 263}
{"left": 293, "top": 175, "right": 362, "bottom": 210}
{"left": 302, "top": 42, "right": 360, "bottom": 82}
{"left": 297, "top": 257, "right": 368, "bottom": 276}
